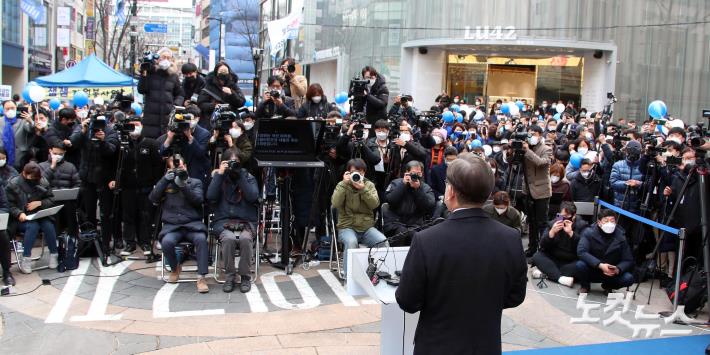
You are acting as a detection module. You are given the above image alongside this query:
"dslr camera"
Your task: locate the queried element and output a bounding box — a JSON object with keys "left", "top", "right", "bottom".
{"left": 399, "top": 94, "right": 413, "bottom": 105}
{"left": 417, "top": 111, "right": 442, "bottom": 131}
{"left": 350, "top": 171, "right": 363, "bottom": 184}
{"left": 409, "top": 172, "right": 421, "bottom": 182}
{"left": 89, "top": 113, "right": 109, "bottom": 143}
{"left": 227, "top": 159, "right": 241, "bottom": 179}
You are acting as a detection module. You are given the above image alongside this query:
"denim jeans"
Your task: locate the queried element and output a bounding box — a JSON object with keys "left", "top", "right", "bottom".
{"left": 22, "top": 218, "right": 58, "bottom": 257}
{"left": 339, "top": 227, "right": 387, "bottom": 274}
{"left": 575, "top": 260, "right": 634, "bottom": 290}
{"left": 162, "top": 230, "right": 209, "bottom": 275}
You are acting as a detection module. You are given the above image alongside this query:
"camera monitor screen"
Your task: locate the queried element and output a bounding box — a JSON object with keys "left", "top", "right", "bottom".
{"left": 253, "top": 119, "right": 325, "bottom": 166}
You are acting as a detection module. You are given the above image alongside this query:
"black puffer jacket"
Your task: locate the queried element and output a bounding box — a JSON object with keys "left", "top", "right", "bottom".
{"left": 297, "top": 97, "right": 332, "bottom": 119}
{"left": 384, "top": 178, "right": 436, "bottom": 226}
{"left": 364, "top": 75, "right": 389, "bottom": 125}
{"left": 6, "top": 176, "right": 55, "bottom": 234}
{"left": 44, "top": 121, "right": 82, "bottom": 167}
{"left": 138, "top": 66, "right": 184, "bottom": 138}
{"left": 69, "top": 125, "right": 119, "bottom": 185}
{"left": 117, "top": 136, "right": 164, "bottom": 190}
{"left": 38, "top": 160, "right": 80, "bottom": 189}
{"left": 569, "top": 170, "right": 601, "bottom": 202}
{"left": 196, "top": 71, "right": 246, "bottom": 129}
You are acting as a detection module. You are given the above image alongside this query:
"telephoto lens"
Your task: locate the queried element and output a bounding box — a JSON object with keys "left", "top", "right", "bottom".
{"left": 176, "top": 169, "right": 189, "bottom": 181}
{"left": 410, "top": 173, "right": 421, "bottom": 181}
{"left": 350, "top": 172, "right": 362, "bottom": 183}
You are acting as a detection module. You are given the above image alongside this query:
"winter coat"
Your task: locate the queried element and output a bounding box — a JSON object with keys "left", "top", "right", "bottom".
{"left": 569, "top": 170, "right": 601, "bottom": 202}
{"left": 388, "top": 141, "right": 427, "bottom": 181}
{"left": 609, "top": 159, "right": 645, "bottom": 212}
{"left": 283, "top": 74, "right": 308, "bottom": 109}
{"left": 384, "top": 178, "right": 436, "bottom": 226}
{"left": 70, "top": 124, "right": 119, "bottom": 185}
{"left": 540, "top": 218, "right": 588, "bottom": 262}
{"left": 206, "top": 171, "right": 260, "bottom": 234}
{"left": 364, "top": 76, "right": 389, "bottom": 125}
{"left": 336, "top": 134, "right": 381, "bottom": 181}
{"left": 196, "top": 72, "right": 246, "bottom": 129}
{"left": 0, "top": 116, "right": 33, "bottom": 169}
{"left": 149, "top": 176, "right": 205, "bottom": 238}
{"left": 116, "top": 136, "right": 164, "bottom": 190}
{"left": 523, "top": 141, "right": 553, "bottom": 200}
{"left": 157, "top": 124, "right": 211, "bottom": 186}
{"left": 137, "top": 66, "right": 184, "bottom": 138}
{"left": 297, "top": 97, "right": 332, "bottom": 119}
{"left": 578, "top": 225, "right": 634, "bottom": 274}
{"left": 254, "top": 96, "right": 297, "bottom": 118}
{"left": 182, "top": 74, "right": 206, "bottom": 103}
{"left": 331, "top": 179, "right": 380, "bottom": 232}
{"left": 6, "top": 176, "right": 55, "bottom": 234}
{"left": 38, "top": 160, "right": 80, "bottom": 189}
{"left": 0, "top": 165, "right": 19, "bottom": 188}
{"left": 44, "top": 121, "right": 83, "bottom": 167}
{"left": 482, "top": 204, "right": 523, "bottom": 234}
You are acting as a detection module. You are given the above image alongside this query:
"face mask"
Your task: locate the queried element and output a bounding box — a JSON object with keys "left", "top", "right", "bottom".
{"left": 577, "top": 147, "right": 589, "bottom": 155}
{"left": 528, "top": 136, "right": 539, "bottom": 146}
{"left": 37, "top": 120, "right": 48, "bottom": 129}
{"left": 229, "top": 127, "right": 242, "bottom": 139}
{"left": 475, "top": 102, "right": 481, "bottom": 106}
{"left": 0, "top": 160, "right": 6, "bottom": 167}
{"left": 184, "top": 76, "right": 196, "bottom": 83}
{"left": 496, "top": 103, "right": 501, "bottom": 108}
{"left": 190, "top": 119, "right": 198, "bottom": 129}
{"left": 668, "top": 137, "right": 682, "bottom": 145}
{"left": 376, "top": 131, "right": 388, "bottom": 141}
{"left": 493, "top": 146, "right": 501, "bottom": 153}
{"left": 368, "top": 78, "right": 376, "bottom": 85}
{"left": 78, "top": 111, "right": 88, "bottom": 119}
{"left": 4, "top": 110, "right": 17, "bottom": 119}
{"left": 542, "top": 104, "right": 548, "bottom": 108}
{"left": 129, "top": 125, "right": 143, "bottom": 138}
{"left": 491, "top": 168, "right": 497, "bottom": 174}
{"left": 585, "top": 133, "right": 593, "bottom": 140}
{"left": 683, "top": 159, "right": 695, "bottom": 167}
{"left": 454, "top": 99, "right": 460, "bottom": 103}
{"left": 600, "top": 222, "right": 616, "bottom": 234}
{"left": 159, "top": 60, "right": 171, "bottom": 70}
{"left": 399, "top": 133, "right": 411, "bottom": 142}
{"left": 433, "top": 136, "right": 443, "bottom": 145}
{"left": 244, "top": 122, "right": 254, "bottom": 130}
{"left": 551, "top": 176, "right": 561, "bottom": 184}
{"left": 362, "top": 130, "right": 369, "bottom": 140}
{"left": 312, "top": 96, "right": 322, "bottom": 104}
{"left": 52, "top": 154, "right": 64, "bottom": 163}
{"left": 218, "top": 73, "right": 229, "bottom": 81}
{"left": 581, "top": 171, "right": 591, "bottom": 179}
{"left": 495, "top": 207, "right": 507, "bottom": 215}
{"left": 548, "top": 125, "right": 557, "bottom": 131}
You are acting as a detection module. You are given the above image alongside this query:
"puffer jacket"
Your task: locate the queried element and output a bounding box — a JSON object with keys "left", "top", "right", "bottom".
{"left": 70, "top": 124, "right": 119, "bottom": 185}
{"left": 149, "top": 175, "right": 205, "bottom": 238}
{"left": 523, "top": 141, "right": 553, "bottom": 199}
{"left": 38, "top": 160, "right": 80, "bottom": 188}
{"left": 569, "top": 170, "right": 601, "bottom": 202}
{"left": 384, "top": 178, "right": 436, "bottom": 226}
{"left": 206, "top": 170, "right": 259, "bottom": 234}
{"left": 297, "top": 97, "right": 332, "bottom": 119}
{"left": 138, "top": 65, "right": 184, "bottom": 138}
{"left": 331, "top": 178, "right": 380, "bottom": 232}
{"left": 609, "top": 159, "right": 645, "bottom": 212}
{"left": 196, "top": 71, "right": 246, "bottom": 129}
{"left": 364, "top": 75, "right": 389, "bottom": 125}
{"left": 6, "top": 176, "right": 55, "bottom": 234}
{"left": 44, "top": 121, "right": 82, "bottom": 167}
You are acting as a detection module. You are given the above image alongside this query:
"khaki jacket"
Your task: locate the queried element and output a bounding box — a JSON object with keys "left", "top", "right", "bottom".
{"left": 523, "top": 142, "right": 553, "bottom": 199}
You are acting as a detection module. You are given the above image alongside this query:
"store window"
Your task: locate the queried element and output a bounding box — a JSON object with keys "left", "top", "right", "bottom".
{"left": 2, "top": 0, "right": 22, "bottom": 45}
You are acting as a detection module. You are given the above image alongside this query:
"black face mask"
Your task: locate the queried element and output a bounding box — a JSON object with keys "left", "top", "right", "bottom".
{"left": 218, "top": 73, "right": 230, "bottom": 82}
{"left": 25, "top": 178, "right": 40, "bottom": 186}
{"left": 184, "top": 76, "right": 196, "bottom": 84}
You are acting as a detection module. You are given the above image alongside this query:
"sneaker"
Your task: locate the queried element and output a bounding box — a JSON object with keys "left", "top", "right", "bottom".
{"left": 223, "top": 279, "right": 235, "bottom": 293}
{"left": 197, "top": 277, "right": 209, "bottom": 293}
{"left": 141, "top": 243, "right": 152, "bottom": 256}
{"left": 168, "top": 264, "right": 182, "bottom": 283}
{"left": 48, "top": 253, "right": 59, "bottom": 269}
{"left": 19, "top": 257, "right": 33, "bottom": 274}
{"left": 3, "top": 273, "right": 15, "bottom": 286}
{"left": 156, "top": 241, "right": 162, "bottom": 250}
{"left": 558, "top": 276, "right": 574, "bottom": 288}
{"left": 12, "top": 241, "right": 23, "bottom": 253}
{"left": 239, "top": 275, "right": 251, "bottom": 293}
{"left": 120, "top": 244, "right": 136, "bottom": 256}
{"left": 531, "top": 267, "right": 543, "bottom": 279}
{"left": 113, "top": 239, "right": 124, "bottom": 251}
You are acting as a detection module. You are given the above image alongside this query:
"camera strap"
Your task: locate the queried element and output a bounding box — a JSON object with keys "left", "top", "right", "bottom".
{"left": 201, "top": 87, "right": 225, "bottom": 104}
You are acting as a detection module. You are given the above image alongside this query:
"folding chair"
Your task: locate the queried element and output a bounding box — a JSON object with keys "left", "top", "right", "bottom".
{"left": 211, "top": 218, "right": 261, "bottom": 284}
{"left": 574, "top": 201, "right": 596, "bottom": 218}
{"left": 9, "top": 211, "right": 49, "bottom": 271}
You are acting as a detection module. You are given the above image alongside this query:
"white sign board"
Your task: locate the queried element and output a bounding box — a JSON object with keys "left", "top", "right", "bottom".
{"left": 0, "top": 85, "right": 12, "bottom": 101}
{"left": 57, "top": 28, "right": 71, "bottom": 47}
{"left": 57, "top": 7, "right": 71, "bottom": 27}
{"left": 34, "top": 27, "right": 47, "bottom": 47}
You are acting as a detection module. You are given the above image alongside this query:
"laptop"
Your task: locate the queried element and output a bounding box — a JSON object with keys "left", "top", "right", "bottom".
{"left": 0, "top": 213, "right": 8, "bottom": 231}
{"left": 25, "top": 205, "right": 64, "bottom": 221}
{"left": 253, "top": 119, "right": 326, "bottom": 168}
{"left": 53, "top": 188, "right": 80, "bottom": 201}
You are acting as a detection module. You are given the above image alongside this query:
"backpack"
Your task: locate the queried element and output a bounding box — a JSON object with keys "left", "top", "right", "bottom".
{"left": 57, "top": 233, "right": 79, "bottom": 272}
{"left": 665, "top": 257, "right": 708, "bottom": 315}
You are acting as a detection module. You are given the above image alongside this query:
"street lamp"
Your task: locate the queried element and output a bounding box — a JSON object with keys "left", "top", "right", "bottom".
{"left": 207, "top": 16, "right": 223, "bottom": 63}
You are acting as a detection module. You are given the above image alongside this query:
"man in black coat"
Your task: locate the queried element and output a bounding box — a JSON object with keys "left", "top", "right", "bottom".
{"left": 396, "top": 153, "right": 527, "bottom": 354}
{"left": 181, "top": 63, "right": 205, "bottom": 105}
{"left": 196, "top": 62, "right": 246, "bottom": 130}
{"left": 359, "top": 66, "right": 389, "bottom": 125}
{"left": 138, "top": 48, "right": 184, "bottom": 138}
{"left": 255, "top": 76, "right": 297, "bottom": 119}
{"left": 383, "top": 160, "right": 436, "bottom": 246}
{"left": 388, "top": 122, "right": 427, "bottom": 181}
{"left": 44, "top": 108, "right": 82, "bottom": 167}
{"left": 569, "top": 158, "right": 602, "bottom": 202}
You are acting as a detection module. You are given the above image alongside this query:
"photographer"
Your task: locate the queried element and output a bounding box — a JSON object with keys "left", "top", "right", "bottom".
{"left": 45, "top": 108, "right": 82, "bottom": 167}
{"left": 255, "top": 76, "right": 297, "bottom": 119}
{"left": 181, "top": 63, "right": 205, "bottom": 106}
{"left": 336, "top": 120, "right": 381, "bottom": 180}
{"left": 383, "top": 161, "right": 436, "bottom": 246}
{"left": 149, "top": 155, "right": 209, "bottom": 293}
{"left": 158, "top": 109, "right": 211, "bottom": 187}
{"left": 72, "top": 115, "right": 120, "bottom": 253}
{"left": 38, "top": 142, "right": 80, "bottom": 240}
{"left": 361, "top": 66, "right": 389, "bottom": 125}
{"left": 569, "top": 158, "right": 602, "bottom": 202}
{"left": 7, "top": 163, "right": 57, "bottom": 274}
{"left": 609, "top": 140, "right": 645, "bottom": 213}
{"left": 297, "top": 84, "right": 332, "bottom": 119}
{"left": 1, "top": 101, "right": 34, "bottom": 169}
{"left": 388, "top": 121, "right": 427, "bottom": 181}
{"left": 109, "top": 119, "right": 164, "bottom": 255}
{"left": 206, "top": 148, "right": 259, "bottom": 293}
{"left": 277, "top": 57, "right": 308, "bottom": 109}
{"left": 388, "top": 95, "right": 417, "bottom": 126}
{"left": 196, "top": 62, "right": 246, "bottom": 129}
{"left": 663, "top": 148, "right": 704, "bottom": 261}
{"left": 522, "top": 125, "right": 553, "bottom": 257}
{"left": 332, "top": 158, "right": 387, "bottom": 277}
{"left": 531, "top": 201, "right": 588, "bottom": 288}
{"left": 137, "top": 47, "right": 184, "bottom": 138}
{"left": 208, "top": 120, "right": 253, "bottom": 167}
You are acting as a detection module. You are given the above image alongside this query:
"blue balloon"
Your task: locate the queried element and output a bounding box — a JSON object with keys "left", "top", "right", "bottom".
{"left": 455, "top": 112, "right": 463, "bottom": 123}
{"left": 72, "top": 91, "right": 89, "bottom": 107}
{"left": 245, "top": 99, "right": 253, "bottom": 108}
{"left": 648, "top": 100, "right": 667, "bottom": 119}
{"left": 442, "top": 111, "right": 455, "bottom": 123}
{"left": 470, "top": 139, "right": 482, "bottom": 149}
{"left": 500, "top": 103, "right": 510, "bottom": 114}
{"left": 450, "top": 104, "right": 461, "bottom": 113}
{"left": 570, "top": 153, "right": 584, "bottom": 170}
{"left": 0, "top": 105, "right": 3, "bottom": 115}
{"left": 49, "top": 98, "right": 61, "bottom": 110}
{"left": 131, "top": 102, "right": 143, "bottom": 116}
{"left": 22, "top": 86, "right": 32, "bottom": 103}
{"left": 340, "top": 107, "right": 347, "bottom": 117}
{"left": 335, "top": 92, "right": 349, "bottom": 104}
{"left": 515, "top": 100, "right": 524, "bottom": 110}
{"left": 553, "top": 113, "right": 561, "bottom": 121}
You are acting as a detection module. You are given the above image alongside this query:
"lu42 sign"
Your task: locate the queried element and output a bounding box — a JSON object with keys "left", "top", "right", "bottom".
{"left": 464, "top": 26, "right": 517, "bottom": 41}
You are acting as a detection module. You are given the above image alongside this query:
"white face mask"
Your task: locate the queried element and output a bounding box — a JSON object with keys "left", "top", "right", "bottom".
{"left": 376, "top": 131, "right": 388, "bottom": 141}
{"left": 542, "top": 103, "right": 548, "bottom": 108}
{"left": 491, "top": 168, "right": 497, "bottom": 174}
{"left": 492, "top": 146, "right": 501, "bottom": 153}
{"left": 244, "top": 122, "right": 254, "bottom": 130}
{"left": 585, "top": 133, "right": 593, "bottom": 140}
{"left": 433, "top": 136, "right": 443, "bottom": 145}
{"left": 312, "top": 96, "right": 322, "bottom": 104}
{"left": 683, "top": 159, "right": 695, "bottom": 167}
{"left": 399, "top": 133, "right": 411, "bottom": 142}
{"left": 581, "top": 171, "right": 591, "bottom": 179}
{"left": 190, "top": 119, "right": 198, "bottom": 129}
{"left": 551, "top": 176, "right": 561, "bottom": 184}
{"left": 368, "top": 78, "right": 376, "bottom": 85}
{"left": 668, "top": 137, "right": 682, "bottom": 145}
{"left": 4, "top": 110, "right": 17, "bottom": 119}
{"left": 577, "top": 147, "right": 589, "bottom": 155}
{"left": 37, "top": 120, "right": 48, "bottom": 129}
{"left": 229, "top": 127, "right": 242, "bottom": 139}
{"left": 78, "top": 110, "right": 88, "bottom": 119}
{"left": 52, "top": 154, "right": 64, "bottom": 162}
{"left": 130, "top": 125, "right": 143, "bottom": 137}
{"left": 0, "top": 159, "right": 6, "bottom": 167}
{"left": 548, "top": 125, "right": 557, "bottom": 131}
{"left": 528, "top": 136, "right": 539, "bottom": 146}
{"left": 601, "top": 222, "right": 616, "bottom": 234}
{"left": 453, "top": 99, "right": 460, "bottom": 103}
{"left": 159, "top": 59, "right": 171, "bottom": 70}
{"left": 495, "top": 207, "right": 507, "bottom": 215}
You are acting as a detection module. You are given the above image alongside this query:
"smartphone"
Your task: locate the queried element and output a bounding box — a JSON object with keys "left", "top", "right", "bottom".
{"left": 17, "top": 106, "right": 29, "bottom": 115}
{"left": 555, "top": 213, "right": 564, "bottom": 223}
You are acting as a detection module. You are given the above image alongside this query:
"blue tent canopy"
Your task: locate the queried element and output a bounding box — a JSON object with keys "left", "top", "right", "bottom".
{"left": 35, "top": 55, "right": 134, "bottom": 87}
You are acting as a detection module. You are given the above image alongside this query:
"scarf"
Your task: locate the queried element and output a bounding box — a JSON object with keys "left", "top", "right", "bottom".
{"left": 3, "top": 116, "right": 17, "bottom": 166}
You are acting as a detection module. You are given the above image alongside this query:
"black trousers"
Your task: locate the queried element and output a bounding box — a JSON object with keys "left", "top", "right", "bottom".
{"left": 0, "top": 231, "right": 10, "bottom": 275}
{"left": 531, "top": 251, "right": 577, "bottom": 281}
{"left": 80, "top": 182, "right": 114, "bottom": 250}
{"left": 383, "top": 222, "right": 413, "bottom": 247}
{"left": 56, "top": 200, "right": 79, "bottom": 237}
{"left": 527, "top": 197, "right": 550, "bottom": 251}
{"left": 121, "top": 188, "right": 155, "bottom": 246}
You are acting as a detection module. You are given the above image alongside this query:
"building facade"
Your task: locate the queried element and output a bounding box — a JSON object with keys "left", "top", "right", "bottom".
{"left": 133, "top": 0, "right": 195, "bottom": 65}
{"left": 260, "top": 0, "right": 710, "bottom": 123}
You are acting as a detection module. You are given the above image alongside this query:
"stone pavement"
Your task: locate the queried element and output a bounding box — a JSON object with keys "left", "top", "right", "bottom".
{"left": 0, "top": 251, "right": 708, "bottom": 354}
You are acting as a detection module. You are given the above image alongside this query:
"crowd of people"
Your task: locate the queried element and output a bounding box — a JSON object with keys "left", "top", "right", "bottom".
{"left": 0, "top": 47, "right": 707, "bottom": 298}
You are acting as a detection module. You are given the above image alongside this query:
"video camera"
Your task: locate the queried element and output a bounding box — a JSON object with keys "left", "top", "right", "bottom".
{"left": 168, "top": 107, "right": 193, "bottom": 148}
{"left": 508, "top": 122, "right": 529, "bottom": 164}
{"left": 109, "top": 92, "right": 134, "bottom": 113}
{"left": 140, "top": 51, "right": 160, "bottom": 71}
{"left": 89, "top": 113, "right": 109, "bottom": 143}
{"left": 348, "top": 76, "right": 368, "bottom": 114}
{"left": 602, "top": 92, "right": 617, "bottom": 122}
{"left": 351, "top": 116, "right": 371, "bottom": 144}
{"left": 212, "top": 104, "right": 238, "bottom": 136}
{"left": 416, "top": 111, "right": 442, "bottom": 132}
{"left": 688, "top": 123, "right": 708, "bottom": 149}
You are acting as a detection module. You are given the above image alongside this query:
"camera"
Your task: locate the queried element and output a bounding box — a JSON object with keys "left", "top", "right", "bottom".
{"left": 89, "top": 113, "right": 109, "bottom": 142}
{"left": 114, "top": 115, "right": 138, "bottom": 138}
{"left": 688, "top": 123, "right": 708, "bottom": 148}
{"left": 409, "top": 173, "right": 421, "bottom": 182}
{"left": 269, "top": 90, "right": 280, "bottom": 99}
{"left": 666, "top": 156, "right": 682, "bottom": 166}
{"left": 350, "top": 172, "right": 363, "bottom": 183}
{"left": 212, "top": 104, "right": 237, "bottom": 136}
{"left": 175, "top": 169, "right": 188, "bottom": 181}
{"left": 400, "top": 94, "right": 413, "bottom": 104}
{"left": 169, "top": 107, "right": 193, "bottom": 133}
{"left": 416, "top": 111, "right": 442, "bottom": 131}
{"left": 348, "top": 77, "right": 368, "bottom": 114}
{"left": 140, "top": 51, "right": 160, "bottom": 71}
{"left": 227, "top": 159, "right": 241, "bottom": 172}
{"left": 109, "top": 92, "right": 134, "bottom": 113}
{"left": 350, "top": 116, "right": 370, "bottom": 143}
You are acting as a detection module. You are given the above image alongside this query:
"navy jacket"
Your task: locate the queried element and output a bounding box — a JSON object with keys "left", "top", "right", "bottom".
{"left": 577, "top": 225, "right": 634, "bottom": 273}
{"left": 429, "top": 162, "right": 447, "bottom": 199}
{"left": 609, "top": 158, "right": 645, "bottom": 212}
{"left": 158, "top": 125, "right": 211, "bottom": 185}
{"left": 149, "top": 176, "right": 205, "bottom": 238}
{"left": 206, "top": 171, "right": 259, "bottom": 234}
{"left": 384, "top": 178, "right": 436, "bottom": 226}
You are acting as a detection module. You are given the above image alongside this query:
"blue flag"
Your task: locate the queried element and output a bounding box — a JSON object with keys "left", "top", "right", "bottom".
{"left": 116, "top": 0, "right": 126, "bottom": 25}
{"left": 21, "top": 0, "right": 46, "bottom": 23}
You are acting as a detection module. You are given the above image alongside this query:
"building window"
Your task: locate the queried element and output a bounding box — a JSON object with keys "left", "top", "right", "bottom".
{"left": 77, "top": 13, "right": 84, "bottom": 34}
{"left": 2, "top": 0, "right": 22, "bottom": 45}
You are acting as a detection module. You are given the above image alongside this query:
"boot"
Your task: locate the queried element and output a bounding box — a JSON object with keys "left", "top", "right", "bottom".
{"left": 197, "top": 276, "right": 209, "bottom": 293}
{"left": 168, "top": 264, "right": 182, "bottom": 283}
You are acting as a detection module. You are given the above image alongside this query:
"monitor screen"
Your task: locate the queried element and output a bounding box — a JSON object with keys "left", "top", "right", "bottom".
{"left": 254, "top": 119, "right": 324, "bottom": 161}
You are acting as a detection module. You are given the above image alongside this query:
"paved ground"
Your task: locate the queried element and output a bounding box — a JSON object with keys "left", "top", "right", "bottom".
{"left": 1, "top": 246, "right": 708, "bottom": 354}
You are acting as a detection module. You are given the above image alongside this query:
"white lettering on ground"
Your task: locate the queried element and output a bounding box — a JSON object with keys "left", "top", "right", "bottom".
{"left": 261, "top": 271, "right": 321, "bottom": 310}
{"left": 244, "top": 281, "right": 269, "bottom": 313}
{"left": 45, "top": 259, "right": 91, "bottom": 323}
{"left": 153, "top": 283, "right": 225, "bottom": 318}
{"left": 317, "top": 269, "right": 359, "bottom": 306}
{"left": 71, "top": 261, "right": 132, "bottom": 322}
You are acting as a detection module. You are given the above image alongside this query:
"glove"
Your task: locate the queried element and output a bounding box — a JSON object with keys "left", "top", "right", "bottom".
{"left": 164, "top": 171, "right": 176, "bottom": 181}
{"left": 174, "top": 176, "right": 187, "bottom": 188}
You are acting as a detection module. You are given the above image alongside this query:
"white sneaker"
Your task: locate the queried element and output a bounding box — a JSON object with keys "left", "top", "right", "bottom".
{"left": 19, "top": 257, "right": 33, "bottom": 274}
{"left": 531, "top": 267, "right": 543, "bottom": 279}
{"left": 156, "top": 241, "right": 162, "bottom": 250}
{"left": 49, "top": 253, "right": 59, "bottom": 269}
{"left": 558, "top": 276, "right": 574, "bottom": 288}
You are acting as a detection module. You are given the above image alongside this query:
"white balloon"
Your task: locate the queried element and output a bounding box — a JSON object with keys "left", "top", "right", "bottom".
{"left": 556, "top": 103, "right": 565, "bottom": 113}
{"left": 28, "top": 85, "right": 46, "bottom": 103}
{"left": 473, "top": 110, "right": 485, "bottom": 121}
{"left": 93, "top": 96, "right": 105, "bottom": 105}
{"left": 483, "top": 145, "right": 492, "bottom": 157}
{"left": 509, "top": 105, "right": 520, "bottom": 116}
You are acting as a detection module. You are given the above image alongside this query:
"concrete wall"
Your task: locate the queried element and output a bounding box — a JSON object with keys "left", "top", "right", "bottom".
{"left": 309, "top": 59, "right": 338, "bottom": 99}
{"left": 400, "top": 47, "right": 446, "bottom": 109}
{"left": 581, "top": 50, "right": 617, "bottom": 113}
